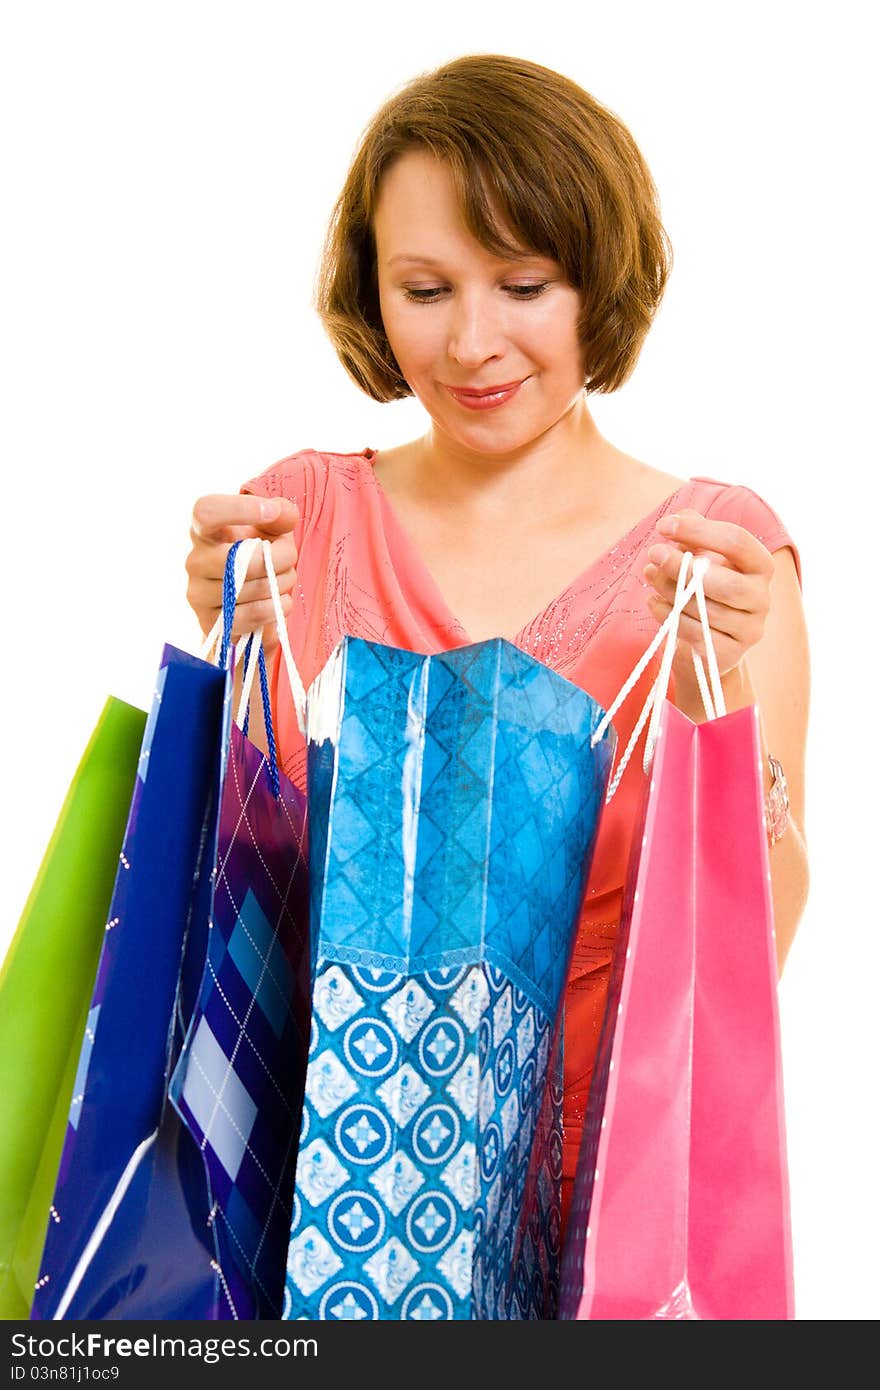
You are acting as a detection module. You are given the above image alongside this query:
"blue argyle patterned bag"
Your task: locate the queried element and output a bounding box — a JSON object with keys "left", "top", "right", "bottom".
{"left": 33, "top": 544, "right": 310, "bottom": 1320}
{"left": 282, "top": 635, "right": 615, "bottom": 1321}
{"left": 166, "top": 708, "right": 310, "bottom": 1317}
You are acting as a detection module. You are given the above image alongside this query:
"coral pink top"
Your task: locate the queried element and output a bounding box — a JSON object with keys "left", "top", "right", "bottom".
{"left": 241, "top": 446, "right": 801, "bottom": 1234}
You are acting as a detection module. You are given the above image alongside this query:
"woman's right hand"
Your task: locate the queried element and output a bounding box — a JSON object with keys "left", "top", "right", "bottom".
{"left": 185, "top": 493, "right": 301, "bottom": 655}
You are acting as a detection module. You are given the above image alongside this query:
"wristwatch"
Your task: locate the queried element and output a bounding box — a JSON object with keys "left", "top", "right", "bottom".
{"left": 766, "top": 756, "right": 790, "bottom": 846}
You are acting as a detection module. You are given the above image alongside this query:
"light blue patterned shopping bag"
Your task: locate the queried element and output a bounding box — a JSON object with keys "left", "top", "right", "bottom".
{"left": 282, "top": 634, "right": 615, "bottom": 1320}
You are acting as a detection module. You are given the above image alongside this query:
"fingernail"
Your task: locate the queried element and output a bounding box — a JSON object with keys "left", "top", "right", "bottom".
{"left": 647, "top": 545, "right": 669, "bottom": 565}
{"left": 657, "top": 513, "right": 679, "bottom": 536}
{"left": 259, "top": 499, "right": 281, "bottom": 521}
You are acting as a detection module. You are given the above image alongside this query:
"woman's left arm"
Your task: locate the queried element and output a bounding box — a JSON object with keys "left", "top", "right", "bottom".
{"left": 644, "top": 510, "right": 810, "bottom": 976}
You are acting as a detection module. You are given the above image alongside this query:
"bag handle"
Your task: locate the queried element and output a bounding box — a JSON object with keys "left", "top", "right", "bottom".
{"left": 197, "top": 538, "right": 265, "bottom": 721}
{"left": 198, "top": 538, "right": 260, "bottom": 669}
{"left": 259, "top": 539, "right": 309, "bottom": 737}
{"left": 592, "top": 551, "right": 726, "bottom": 802}
{"left": 197, "top": 538, "right": 292, "bottom": 796}
{"left": 199, "top": 537, "right": 309, "bottom": 732}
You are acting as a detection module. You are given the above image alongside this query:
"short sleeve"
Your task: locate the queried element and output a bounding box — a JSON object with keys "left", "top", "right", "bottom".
{"left": 699, "top": 479, "right": 802, "bottom": 589}
{"left": 240, "top": 448, "right": 330, "bottom": 558}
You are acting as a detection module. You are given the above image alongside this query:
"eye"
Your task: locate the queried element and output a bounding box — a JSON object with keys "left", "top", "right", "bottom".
{"left": 402, "top": 282, "right": 552, "bottom": 304}
{"left": 505, "top": 283, "right": 551, "bottom": 299}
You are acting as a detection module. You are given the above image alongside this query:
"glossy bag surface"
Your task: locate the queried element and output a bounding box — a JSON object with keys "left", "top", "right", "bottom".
{"left": 31, "top": 644, "right": 309, "bottom": 1321}
{"left": 558, "top": 699, "right": 794, "bottom": 1321}
{"left": 0, "top": 698, "right": 145, "bottom": 1320}
{"left": 283, "top": 636, "right": 615, "bottom": 1321}
{"left": 168, "top": 707, "right": 310, "bottom": 1318}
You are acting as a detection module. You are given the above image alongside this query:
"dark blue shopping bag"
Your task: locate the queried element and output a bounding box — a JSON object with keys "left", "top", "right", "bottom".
{"left": 283, "top": 637, "right": 615, "bottom": 1320}
{"left": 32, "top": 552, "right": 310, "bottom": 1320}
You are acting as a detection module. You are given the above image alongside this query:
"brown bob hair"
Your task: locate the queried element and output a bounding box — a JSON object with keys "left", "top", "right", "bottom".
{"left": 314, "top": 53, "right": 673, "bottom": 399}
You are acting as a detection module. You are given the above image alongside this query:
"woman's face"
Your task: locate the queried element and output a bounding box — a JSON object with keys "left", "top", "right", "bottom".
{"left": 373, "top": 149, "right": 586, "bottom": 455}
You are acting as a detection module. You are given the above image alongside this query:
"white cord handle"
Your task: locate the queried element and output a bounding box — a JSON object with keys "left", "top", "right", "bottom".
{"left": 236, "top": 626, "right": 264, "bottom": 727}
{"left": 261, "top": 539, "right": 309, "bottom": 737}
{"left": 593, "top": 551, "right": 726, "bottom": 802}
{"left": 196, "top": 536, "right": 308, "bottom": 736}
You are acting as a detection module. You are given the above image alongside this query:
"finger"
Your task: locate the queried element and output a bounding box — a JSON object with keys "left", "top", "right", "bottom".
{"left": 265, "top": 532, "right": 299, "bottom": 576}
{"left": 187, "top": 567, "right": 298, "bottom": 614}
{"left": 202, "top": 593, "right": 294, "bottom": 641}
{"left": 186, "top": 530, "right": 299, "bottom": 585}
{"left": 645, "top": 552, "right": 769, "bottom": 616}
{"left": 237, "top": 533, "right": 299, "bottom": 586}
{"left": 647, "top": 605, "right": 735, "bottom": 663}
{"left": 190, "top": 493, "right": 299, "bottom": 543}
{"left": 646, "top": 540, "right": 730, "bottom": 573}
{"left": 655, "top": 510, "right": 773, "bottom": 576}
{"left": 242, "top": 494, "right": 301, "bottom": 537}
{"left": 646, "top": 588, "right": 745, "bottom": 644}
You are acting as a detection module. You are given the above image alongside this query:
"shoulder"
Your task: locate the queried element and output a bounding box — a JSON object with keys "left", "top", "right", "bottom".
{"left": 686, "top": 475, "right": 802, "bottom": 586}
{"left": 240, "top": 446, "right": 373, "bottom": 498}
{"left": 239, "top": 446, "right": 375, "bottom": 540}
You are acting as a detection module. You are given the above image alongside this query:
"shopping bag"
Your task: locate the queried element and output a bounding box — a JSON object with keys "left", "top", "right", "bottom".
{"left": 31, "top": 543, "right": 310, "bottom": 1320}
{"left": 278, "top": 611, "right": 616, "bottom": 1320}
{"left": 0, "top": 698, "right": 146, "bottom": 1320}
{"left": 558, "top": 554, "right": 794, "bottom": 1320}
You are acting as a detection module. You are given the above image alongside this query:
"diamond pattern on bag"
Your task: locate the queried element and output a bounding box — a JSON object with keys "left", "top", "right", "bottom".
{"left": 381, "top": 981, "right": 435, "bottom": 1041}
{"left": 287, "top": 1226, "right": 343, "bottom": 1295}
{"left": 492, "top": 987, "right": 513, "bottom": 1047}
{"left": 437, "top": 1230, "right": 475, "bottom": 1299}
{"left": 305, "top": 1051, "right": 359, "bottom": 1118}
{"left": 312, "top": 965, "right": 364, "bottom": 1031}
{"left": 440, "top": 1142, "right": 478, "bottom": 1210}
{"left": 446, "top": 1056, "right": 479, "bottom": 1120}
{"left": 295, "top": 1139, "right": 350, "bottom": 1208}
{"left": 284, "top": 637, "right": 614, "bottom": 1319}
{"left": 516, "top": 1012, "right": 535, "bottom": 1068}
{"left": 167, "top": 717, "right": 311, "bottom": 1318}
{"left": 369, "top": 1153, "right": 426, "bottom": 1216}
{"left": 181, "top": 1016, "right": 258, "bottom": 1180}
{"left": 363, "top": 1237, "right": 420, "bottom": 1304}
{"left": 449, "top": 969, "right": 491, "bottom": 1032}
{"left": 375, "top": 1064, "right": 431, "bottom": 1126}
{"left": 478, "top": 1069, "right": 496, "bottom": 1126}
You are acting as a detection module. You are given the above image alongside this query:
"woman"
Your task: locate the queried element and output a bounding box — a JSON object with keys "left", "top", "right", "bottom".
{"left": 185, "top": 53, "right": 810, "bottom": 1238}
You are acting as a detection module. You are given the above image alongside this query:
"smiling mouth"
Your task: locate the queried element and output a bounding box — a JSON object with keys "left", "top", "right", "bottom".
{"left": 445, "top": 379, "right": 526, "bottom": 397}
{"left": 443, "top": 380, "right": 528, "bottom": 411}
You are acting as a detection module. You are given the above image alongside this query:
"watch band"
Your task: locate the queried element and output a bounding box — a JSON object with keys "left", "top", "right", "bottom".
{"left": 765, "top": 755, "right": 790, "bottom": 846}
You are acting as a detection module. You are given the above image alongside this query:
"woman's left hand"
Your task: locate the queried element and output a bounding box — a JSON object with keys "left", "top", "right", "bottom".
{"left": 642, "top": 508, "right": 775, "bottom": 688}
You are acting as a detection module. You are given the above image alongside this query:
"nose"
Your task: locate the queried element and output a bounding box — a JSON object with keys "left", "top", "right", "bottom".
{"left": 446, "top": 287, "right": 507, "bottom": 368}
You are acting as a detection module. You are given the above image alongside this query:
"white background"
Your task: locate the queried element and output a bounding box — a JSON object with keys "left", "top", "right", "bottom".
{"left": 1, "top": 1, "right": 877, "bottom": 1320}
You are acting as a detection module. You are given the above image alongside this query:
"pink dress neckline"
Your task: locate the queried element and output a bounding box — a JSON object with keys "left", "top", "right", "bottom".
{"left": 359, "top": 445, "right": 695, "bottom": 648}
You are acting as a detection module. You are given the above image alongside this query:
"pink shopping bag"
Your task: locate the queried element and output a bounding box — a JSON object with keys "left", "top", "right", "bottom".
{"left": 558, "top": 553, "right": 794, "bottom": 1321}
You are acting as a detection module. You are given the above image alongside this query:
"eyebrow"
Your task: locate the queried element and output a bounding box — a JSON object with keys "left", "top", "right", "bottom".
{"left": 387, "top": 252, "right": 547, "bottom": 268}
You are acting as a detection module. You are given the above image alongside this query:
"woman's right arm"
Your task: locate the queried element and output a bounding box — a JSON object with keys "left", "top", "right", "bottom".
{"left": 185, "top": 492, "right": 301, "bottom": 756}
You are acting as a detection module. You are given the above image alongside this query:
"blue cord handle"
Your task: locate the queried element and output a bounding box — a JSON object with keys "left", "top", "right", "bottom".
{"left": 221, "top": 541, "right": 281, "bottom": 798}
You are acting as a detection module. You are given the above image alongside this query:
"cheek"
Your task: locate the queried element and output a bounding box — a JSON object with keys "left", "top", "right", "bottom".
{"left": 521, "top": 300, "right": 583, "bottom": 372}
{"left": 380, "top": 303, "right": 438, "bottom": 374}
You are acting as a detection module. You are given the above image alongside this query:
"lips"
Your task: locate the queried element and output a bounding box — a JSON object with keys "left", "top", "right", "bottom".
{"left": 446, "top": 379, "right": 525, "bottom": 397}
{"left": 444, "top": 378, "right": 527, "bottom": 411}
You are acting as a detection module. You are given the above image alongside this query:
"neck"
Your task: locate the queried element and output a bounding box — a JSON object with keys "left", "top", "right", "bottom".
{"left": 416, "top": 394, "right": 616, "bottom": 520}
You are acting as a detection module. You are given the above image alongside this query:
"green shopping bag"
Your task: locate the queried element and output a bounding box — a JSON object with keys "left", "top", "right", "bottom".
{"left": 0, "top": 697, "right": 146, "bottom": 1319}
